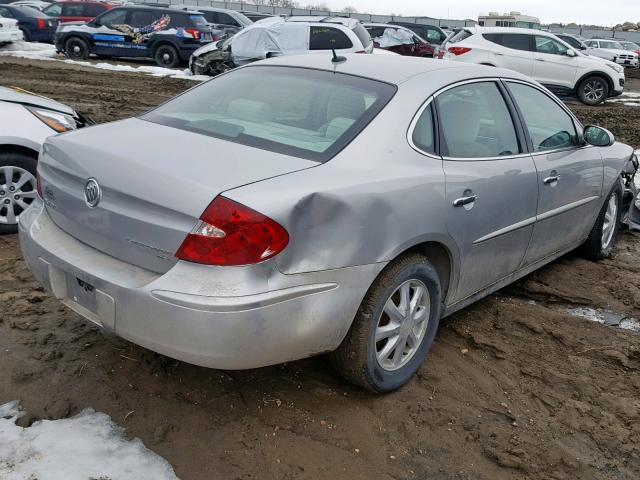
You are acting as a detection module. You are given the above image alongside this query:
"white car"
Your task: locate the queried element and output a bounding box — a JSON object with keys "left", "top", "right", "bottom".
{"left": 584, "top": 39, "right": 639, "bottom": 68}
{"left": 0, "top": 87, "right": 92, "bottom": 234}
{"left": 0, "top": 16, "right": 22, "bottom": 44}
{"left": 189, "top": 16, "right": 373, "bottom": 76}
{"left": 440, "top": 27, "right": 625, "bottom": 105}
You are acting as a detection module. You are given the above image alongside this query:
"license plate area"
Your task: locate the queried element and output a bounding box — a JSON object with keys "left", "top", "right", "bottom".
{"left": 66, "top": 275, "right": 97, "bottom": 313}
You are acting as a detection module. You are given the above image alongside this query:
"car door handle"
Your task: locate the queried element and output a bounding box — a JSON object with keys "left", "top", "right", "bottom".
{"left": 543, "top": 175, "right": 560, "bottom": 185}
{"left": 535, "top": 58, "right": 545, "bottom": 62}
{"left": 494, "top": 52, "right": 504, "bottom": 56}
{"left": 453, "top": 194, "right": 478, "bottom": 207}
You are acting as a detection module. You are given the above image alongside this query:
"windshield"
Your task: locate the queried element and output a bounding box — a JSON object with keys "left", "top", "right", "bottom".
{"left": 143, "top": 66, "right": 396, "bottom": 162}
{"left": 234, "top": 11, "right": 252, "bottom": 26}
{"left": 448, "top": 29, "right": 472, "bottom": 44}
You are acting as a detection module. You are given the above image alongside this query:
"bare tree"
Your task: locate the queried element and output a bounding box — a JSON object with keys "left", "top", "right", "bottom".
{"left": 341, "top": 6, "right": 357, "bottom": 14}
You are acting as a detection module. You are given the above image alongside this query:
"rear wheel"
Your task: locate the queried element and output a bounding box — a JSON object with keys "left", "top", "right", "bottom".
{"left": 330, "top": 253, "right": 442, "bottom": 393}
{"left": 577, "top": 76, "right": 609, "bottom": 105}
{"left": 64, "top": 36, "right": 89, "bottom": 60}
{"left": 0, "top": 151, "right": 38, "bottom": 235}
{"left": 154, "top": 44, "right": 179, "bottom": 68}
{"left": 581, "top": 182, "right": 622, "bottom": 259}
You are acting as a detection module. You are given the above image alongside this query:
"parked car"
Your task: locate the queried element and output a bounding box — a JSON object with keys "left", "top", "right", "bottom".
{"left": 554, "top": 33, "right": 589, "bottom": 51}
{"left": 440, "top": 27, "right": 625, "bottom": 105}
{"left": 618, "top": 40, "right": 640, "bottom": 61}
{"left": 173, "top": 5, "right": 251, "bottom": 37}
{"left": 10, "top": 0, "right": 51, "bottom": 12}
{"left": 584, "top": 38, "right": 638, "bottom": 67}
{"left": 21, "top": 55, "right": 638, "bottom": 392}
{"left": 55, "top": 6, "right": 214, "bottom": 67}
{"left": 364, "top": 23, "right": 434, "bottom": 57}
{"left": 42, "top": 0, "right": 113, "bottom": 23}
{"left": 239, "top": 10, "right": 273, "bottom": 23}
{"left": 389, "top": 20, "right": 447, "bottom": 45}
{"left": 0, "top": 5, "right": 57, "bottom": 42}
{"left": 0, "top": 86, "right": 92, "bottom": 234}
{"left": 0, "top": 14, "right": 22, "bottom": 44}
{"left": 189, "top": 16, "right": 372, "bottom": 76}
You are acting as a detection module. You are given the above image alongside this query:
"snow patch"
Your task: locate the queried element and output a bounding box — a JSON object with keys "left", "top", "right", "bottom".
{"left": 0, "top": 41, "right": 57, "bottom": 60}
{"left": 565, "top": 307, "right": 640, "bottom": 333}
{"left": 0, "top": 401, "right": 179, "bottom": 480}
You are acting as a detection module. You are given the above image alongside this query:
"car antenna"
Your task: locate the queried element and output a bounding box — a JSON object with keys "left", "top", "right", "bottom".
{"left": 331, "top": 48, "right": 346, "bottom": 64}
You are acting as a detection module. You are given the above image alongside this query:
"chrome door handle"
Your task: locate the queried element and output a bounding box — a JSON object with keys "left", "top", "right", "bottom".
{"left": 453, "top": 194, "right": 478, "bottom": 207}
{"left": 543, "top": 175, "right": 560, "bottom": 185}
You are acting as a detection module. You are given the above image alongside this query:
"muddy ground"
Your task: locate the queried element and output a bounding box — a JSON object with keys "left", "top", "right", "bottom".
{"left": 0, "top": 56, "right": 639, "bottom": 480}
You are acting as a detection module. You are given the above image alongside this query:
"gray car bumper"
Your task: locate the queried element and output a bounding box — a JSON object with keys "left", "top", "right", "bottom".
{"left": 19, "top": 201, "right": 385, "bottom": 369}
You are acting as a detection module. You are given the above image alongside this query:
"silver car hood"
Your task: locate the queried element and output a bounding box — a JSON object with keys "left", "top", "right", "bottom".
{"left": 39, "top": 118, "right": 316, "bottom": 273}
{"left": 0, "top": 86, "right": 75, "bottom": 115}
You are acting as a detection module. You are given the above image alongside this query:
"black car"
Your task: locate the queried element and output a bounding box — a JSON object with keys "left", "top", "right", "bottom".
{"left": 0, "top": 4, "right": 58, "bottom": 42}
{"left": 389, "top": 21, "right": 447, "bottom": 45}
{"left": 55, "top": 6, "right": 214, "bottom": 67}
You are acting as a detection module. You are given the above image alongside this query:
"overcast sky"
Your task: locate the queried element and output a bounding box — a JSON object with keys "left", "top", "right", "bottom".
{"left": 322, "top": 1, "right": 640, "bottom": 27}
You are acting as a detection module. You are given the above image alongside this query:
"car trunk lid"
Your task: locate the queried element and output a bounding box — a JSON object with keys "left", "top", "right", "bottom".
{"left": 39, "top": 118, "right": 316, "bottom": 273}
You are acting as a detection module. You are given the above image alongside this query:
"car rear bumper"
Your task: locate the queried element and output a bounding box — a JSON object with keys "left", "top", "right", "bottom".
{"left": 19, "top": 201, "right": 384, "bottom": 369}
{"left": 0, "top": 30, "right": 23, "bottom": 42}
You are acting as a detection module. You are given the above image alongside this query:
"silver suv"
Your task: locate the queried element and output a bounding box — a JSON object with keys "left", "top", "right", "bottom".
{"left": 20, "top": 56, "right": 638, "bottom": 392}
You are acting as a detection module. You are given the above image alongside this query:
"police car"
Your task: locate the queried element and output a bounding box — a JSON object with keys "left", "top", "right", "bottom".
{"left": 55, "top": 5, "right": 214, "bottom": 67}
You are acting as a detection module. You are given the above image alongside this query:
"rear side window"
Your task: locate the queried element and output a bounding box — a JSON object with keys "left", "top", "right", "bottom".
{"left": 424, "top": 26, "right": 446, "bottom": 43}
{"left": 310, "top": 26, "right": 353, "bottom": 50}
{"left": 436, "top": 82, "right": 520, "bottom": 158}
{"left": 483, "top": 33, "right": 531, "bottom": 51}
{"left": 128, "top": 10, "right": 158, "bottom": 27}
{"left": 448, "top": 29, "right": 472, "bottom": 44}
{"left": 216, "top": 12, "right": 239, "bottom": 27}
{"left": 43, "top": 3, "right": 61, "bottom": 16}
{"left": 142, "top": 66, "right": 396, "bottom": 162}
{"left": 83, "top": 4, "right": 105, "bottom": 17}
{"left": 352, "top": 23, "right": 372, "bottom": 48}
{"left": 0, "top": 6, "right": 13, "bottom": 17}
{"left": 412, "top": 104, "right": 435, "bottom": 154}
{"left": 62, "top": 3, "right": 84, "bottom": 16}
{"left": 507, "top": 82, "right": 578, "bottom": 152}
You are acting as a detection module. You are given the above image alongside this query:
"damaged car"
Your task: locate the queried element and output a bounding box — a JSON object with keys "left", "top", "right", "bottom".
{"left": 0, "top": 86, "right": 92, "bottom": 234}
{"left": 364, "top": 23, "right": 435, "bottom": 57}
{"left": 189, "top": 16, "right": 372, "bottom": 76}
{"left": 20, "top": 55, "right": 638, "bottom": 392}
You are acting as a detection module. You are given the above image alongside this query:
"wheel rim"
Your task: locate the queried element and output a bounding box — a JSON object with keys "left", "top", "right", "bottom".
{"left": 375, "top": 279, "right": 430, "bottom": 371}
{"left": 0, "top": 166, "right": 37, "bottom": 226}
{"left": 601, "top": 192, "right": 618, "bottom": 249}
{"left": 159, "top": 50, "right": 174, "bottom": 66}
{"left": 583, "top": 80, "right": 604, "bottom": 102}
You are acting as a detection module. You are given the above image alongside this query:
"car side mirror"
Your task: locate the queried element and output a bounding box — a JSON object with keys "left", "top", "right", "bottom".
{"left": 584, "top": 125, "right": 615, "bottom": 147}
{"left": 566, "top": 49, "right": 577, "bottom": 57}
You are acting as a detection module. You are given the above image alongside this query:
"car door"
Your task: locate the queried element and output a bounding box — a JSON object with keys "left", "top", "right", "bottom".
{"left": 531, "top": 35, "right": 578, "bottom": 89}
{"left": 505, "top": 81, "right": 604, "bottom": 265}
{"left": 90, "top": 8, "right": 129, "bottom": 57}
{"left": 483, "top": 33, "right": 534, "bottom": 76}
{"left": 61, "top": 2, "right": 86, "bottom": 22}
{"left": 434, "top": 80, "right": 538, "bottom": 302}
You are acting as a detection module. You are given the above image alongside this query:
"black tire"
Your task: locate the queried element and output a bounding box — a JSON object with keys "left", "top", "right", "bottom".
{"left": 580, "top": 181, "right": 623, "bottom": 260}
{"left": 64, "top": 36, "right": 89, "bottom": 60}
{"left": 330, "top": 253, "right": 443, "bottom": 393}
{"left": 0, "top": 151, "right": 38, "bottom": 235}
{"left": 577, "top": 76, "right": 609, "bottom": 106}
{"left": 154, "top": 44, "right": 180, "bottom": 68}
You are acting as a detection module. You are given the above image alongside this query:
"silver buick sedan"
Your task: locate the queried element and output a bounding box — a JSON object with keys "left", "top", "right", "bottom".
{"left": 20, "top": 55, "right": 638, "bottom": 392}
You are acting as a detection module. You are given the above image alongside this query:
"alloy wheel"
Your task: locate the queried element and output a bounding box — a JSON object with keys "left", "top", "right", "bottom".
{"left": 375, "top": 279, "right": 430, "bottom": 371}
{"left": 583, "top": 80, "right": 605, "bottom": 103}
{"left": 0, "top": 166, "right": 37, "bottom": 226}
{"left": 601, "top": 192, "right": 618, "bottom": 249}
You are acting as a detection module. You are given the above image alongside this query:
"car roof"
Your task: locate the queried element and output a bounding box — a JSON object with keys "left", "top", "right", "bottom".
{"left": 466, "top": 26, "right": 555, "bottom": 36}
{"left": 285, "top": 16, "right": 360, "bottom": 28}
{"left": 255, "top": 53, "right": 531, "bottom": 86}
{"left": 116, "top": 5, "right": 201, "bottom": 14}
{"left": 364, "top": 22, "right": 409, "bottom": 29}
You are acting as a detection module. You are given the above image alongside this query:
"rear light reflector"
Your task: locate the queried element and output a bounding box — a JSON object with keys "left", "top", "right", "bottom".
{"left": 176, "top": 196, "right": 289, "bottom": 266}
{"left": 185, "top": 28, "right": 201, "bottom": 40}
{"left": 448, "top": 47, "right": 472, "bottom": 56}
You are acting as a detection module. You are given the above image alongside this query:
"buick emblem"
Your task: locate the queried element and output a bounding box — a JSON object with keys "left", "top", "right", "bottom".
{"left": 84, "top": 178, "right": 101, "bottom": 208}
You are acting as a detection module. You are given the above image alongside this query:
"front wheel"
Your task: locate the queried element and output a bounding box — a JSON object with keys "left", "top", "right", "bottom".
{"left": 154, "top": 44, "right": 179, "bottom": 68}
{"left": 577, "top": 76, "right": 609, "bottom": 105}
{"left": 0, "top": 151, "right": 38, "bottom": 235}
{"left": 581, "top": 182, "right": 623, "bottom": 259}
{"left": 330, "top": 253, "right": 442, "bottom": 393}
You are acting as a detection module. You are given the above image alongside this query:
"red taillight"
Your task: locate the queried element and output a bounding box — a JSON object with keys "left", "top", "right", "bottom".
{"left": 37, "top": 18, "right": 46, "bottom": 30}
{"left": 448, "top": 47, "right": 472, "bottom": 56}
{"left": 185, "top": 28, "right": 200, "bottom": 40}
{"left": 176, "top": 196, "right": 289, "bottom": 266}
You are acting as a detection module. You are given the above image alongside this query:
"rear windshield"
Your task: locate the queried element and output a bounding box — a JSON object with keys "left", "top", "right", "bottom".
{"left": 448, "top": 29, "right": 472, "bottom": 44}
{"left": 352, "top": 22, "right": 372, "bottom": 48}
{"left": 142, "top": 66, "right": 396, "bottom": 162}
{"left": 188, "top": 14, "right": 207, "bottom": 26}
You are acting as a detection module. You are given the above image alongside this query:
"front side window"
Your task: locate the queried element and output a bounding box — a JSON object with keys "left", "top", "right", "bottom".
{"left": 216, "top": 12, "right": 238, "bottom": 27}
{"left": 0, "top": 7, "right": 13, "bottom": 17}
{"left": 142, "top": 66, "right": 396, "bottom": 162}
{"left": 600, "top": 40, "right": 623, "bottom": 50}
{"left": 507, "top": 82, "right": 578, "bottom": 152}
{"left": 128, "top": 10, "right": 159, "bottom": 27}
{"left": 535, "top": 36, "right": 568, "bottom": 55}
{"left": 425, "top": 26, "right": 445, "bottom": 43}
{"left": 436, "top": 82, "right": 520, "bottom": 158}
{"left": 309, "top": 26, "right": 353, "bottom": 50}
